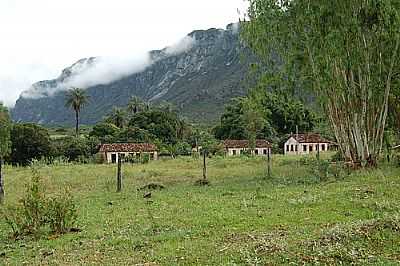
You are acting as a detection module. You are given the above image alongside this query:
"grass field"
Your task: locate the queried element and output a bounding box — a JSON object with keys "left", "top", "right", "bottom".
{"left": 1, "top": 155, "right": 400, "bottom": 265}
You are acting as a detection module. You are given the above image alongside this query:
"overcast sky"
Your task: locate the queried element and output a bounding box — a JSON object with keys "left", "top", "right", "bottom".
{"left": 0, "top": 0, "right": 248, "bottom": 107}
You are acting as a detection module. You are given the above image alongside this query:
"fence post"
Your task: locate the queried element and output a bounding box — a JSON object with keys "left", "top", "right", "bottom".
{"left": 117, "top": 154, "right": 122, "bottom": 192}
{"left": 0, "top": 158, "right": 4, "bottom": 204}
{"left": 267, "top": 148, "right": 271, "bottom": 178}
{"left": 203, "top": 151, "right": 207, "bottom": 180}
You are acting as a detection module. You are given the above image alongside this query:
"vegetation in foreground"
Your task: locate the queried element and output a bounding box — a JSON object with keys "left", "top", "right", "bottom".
{"left": 1, "top": 155, "right": 400, "bottom": 265}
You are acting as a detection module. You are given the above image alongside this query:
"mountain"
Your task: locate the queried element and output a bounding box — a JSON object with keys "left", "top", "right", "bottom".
{"left": 12, "top": 23, "right": 257, "bottom": 125}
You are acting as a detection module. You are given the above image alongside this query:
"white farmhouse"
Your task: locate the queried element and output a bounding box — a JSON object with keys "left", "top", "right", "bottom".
{"left": 99, "top": 143, "right": 158, "bottom": 163}
{"left": 284, "top": 133, "right": 331, "bottom": 155}
{"left": 224, "top": 139, "right": 272, "bottom": 156}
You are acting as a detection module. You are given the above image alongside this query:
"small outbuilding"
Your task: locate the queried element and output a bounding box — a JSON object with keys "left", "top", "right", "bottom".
{"left": 224, "top": 139, "right": 272, "bottom": 156}
{"left": 99, "top": 143, "right": 158, "bottom": 163}
{"left": 284, "top": 133, "right": 332, "bottom": 155}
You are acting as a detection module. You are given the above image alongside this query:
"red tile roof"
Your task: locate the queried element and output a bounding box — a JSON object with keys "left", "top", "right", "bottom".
{"left": 99, "top": 143, "right": 157, "bottom": 153}
{"left": 223, "top": 139, "right": 272, "bottom": 149}
{"left": 290, "top": 133, "right": 330, "bottom": 144}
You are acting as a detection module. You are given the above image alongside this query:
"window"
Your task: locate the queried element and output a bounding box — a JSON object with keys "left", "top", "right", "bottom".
{"left": 295, "top": 145, "right": 298, "bottom": 152}
{"left": 233, "top": 150, "right": 236, "bottom": 156}
{"left": 309, "top": 145, "right": 313, "bottom": 152}
{"left": 150, "top": 153, "right": 154, "bottom": 160}
{"left": 322, "top": 144, "right": 326, "bottom": 151}
{"left": 290, "top": 145, "right": 294, "bottom": 152}
{"left": 263, "top": 149, "right": 268, "bottom": 155}
{"left": 286, "top": 145, "right": 289, "bottom": 152}
{"left": 303, "top": 145, "right": 307, "bottom": 152}
{"left": 255, "top": 149, "right": 259, "bottom": 155}
{"left": 111, "top": 153, "right": 117, "bottom": 163}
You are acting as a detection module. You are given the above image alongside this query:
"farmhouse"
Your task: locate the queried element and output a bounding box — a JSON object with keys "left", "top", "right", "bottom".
{"left": 224, "top": 139, "right": 272, "bottom": 156}
{"left": 99, "top": 143, "right": 158, "bottom": 163}
{"left": 284, "top": 133, "right": 331, "bottom": 155}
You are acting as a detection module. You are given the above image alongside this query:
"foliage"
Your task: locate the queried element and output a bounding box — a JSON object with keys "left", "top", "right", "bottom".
{"left": 46, "top": 190, "right": 78, "bottom": 234}
{"left": 104, "top": 107, "right": 127, "bottom": 128}
{"left": 89, "top": 123, "right": 120, "bottom": 143}
{"left": 9, "top": 123, "right": 52, "bottom": 166}
{"left": 0, "top": 103, "right": 11, "bottom": 158}
{"left": 242, "top": 0, "right": 400, "bottom": 166}
{"left": 115, "top": 126, "right": 155, "bottom": 143}
{"left": 127, "top": 96, "right": 145, "bottom": 115}
{"left": 128, "top": 109, "right": 189, "bottom": 144}
{"left": 1, "top": 168, "right": 78, "bottom": 238}
{"left": 0, "top": 103, "right": 11, "bottom": 202}
{"left": 65, "top": 88, "right": 89, "bottom": 136}
{"left": 214, "top": 91, "right": 316, "bottom": 140}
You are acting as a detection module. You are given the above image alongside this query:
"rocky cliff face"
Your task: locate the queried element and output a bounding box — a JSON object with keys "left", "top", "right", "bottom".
{"left": 12, "top": 24, "right": 256, "bottom": 125}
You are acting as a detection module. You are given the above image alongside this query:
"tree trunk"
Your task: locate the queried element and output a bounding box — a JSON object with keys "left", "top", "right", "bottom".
{"left": 202, "top": 151, "right": 207, "bottom": 180}
{"left": 117, "top": 155, "right": 122, "bottom": 192}
{"left": 75, "top": 111, "right": 79, "bottom": 137}
{"left": 0, "top": 158, "right": 4, "bottom": 204}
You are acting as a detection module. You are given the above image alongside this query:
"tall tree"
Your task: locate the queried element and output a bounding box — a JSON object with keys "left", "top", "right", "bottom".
{"left": 127, "top": 96, "right": 144, "bottom": 115}
{"left": 65, "top": 88, "right": 89, "bottom": 136}
{"left": 242, "top": 97, "right": 266, "bottom": 152}
{"left": 0, "top": 103, "right": 11, "bottom": 203}
{"left": 10, "top": 123, "right": 52, "bottom": 166}
{"left": 105, "top": 108, "right": 127, "bottom": 128}
{"left": 242, "top": 0, "right": 400, "bottom": 167}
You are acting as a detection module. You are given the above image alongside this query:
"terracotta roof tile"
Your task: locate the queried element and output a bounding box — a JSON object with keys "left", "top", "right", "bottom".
{"left": 223, "top": 139, "right": 272, "bottom": 149}
{"left": 291, "top": 133, "right": 331, "bottom": 144}
{"left": 99, "top": 143, "right": 157, "bottom": 153}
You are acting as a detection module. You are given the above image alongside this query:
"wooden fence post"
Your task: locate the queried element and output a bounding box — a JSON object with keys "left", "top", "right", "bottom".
{"left": 117, "top": 154, "right": 122, "bottom": 192}
{"left": 267, "top": 149, "right": 271, "bottom": 178}
{"left": 0, "top": 158, "right": 4, "bottom": 204}
{"left": 203, "top": 151, "right": 207, "bottom": 180}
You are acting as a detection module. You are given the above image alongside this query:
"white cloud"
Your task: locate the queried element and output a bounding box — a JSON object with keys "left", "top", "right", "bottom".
{"left": 0, "top": 0, "right": 249, "bottom": 107}
{"left": 165, "top": 36, "right": 196, "bottom": 56}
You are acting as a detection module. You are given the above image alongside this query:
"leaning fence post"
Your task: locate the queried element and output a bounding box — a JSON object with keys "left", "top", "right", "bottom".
{"left": 117, "top": 154, "right": 122, "bottom": 192}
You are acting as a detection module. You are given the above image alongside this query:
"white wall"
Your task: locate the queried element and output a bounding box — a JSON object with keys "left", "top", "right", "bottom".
{"left": 105, "top": 151, "right": 158, "bottom": 163}
{"left": 227, "top": 148, "right": 271, "bottom": 156}
{"left": 284, "top": 138, "right": 329, "bottom": 155}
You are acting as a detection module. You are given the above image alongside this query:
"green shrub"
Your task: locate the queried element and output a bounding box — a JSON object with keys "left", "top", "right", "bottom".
{"left": 141, "top": 153, "right": 150, "bottom": 164}
{"left": 46, "top": 190, "right": 77, "bottom": 234}
{"left": 1, "top": 168, "right": 78, "bottom": 239}
{"left": 331, "top": 151, "right": 345, "bottom": 162}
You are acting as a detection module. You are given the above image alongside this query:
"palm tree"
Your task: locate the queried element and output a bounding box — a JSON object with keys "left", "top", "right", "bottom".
{"left": 65, "top": 88, "right": 89, "bottom": 136}
{"left": 127, "top": 96, "right": 144, "bottom": 115}
{"left": 106, "top": 107, "right": 126, "bottom": 128}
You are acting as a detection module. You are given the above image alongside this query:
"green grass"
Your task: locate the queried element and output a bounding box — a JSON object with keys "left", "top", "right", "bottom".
{"left": 1, "top": 155, "right": 400, "bottom": 265}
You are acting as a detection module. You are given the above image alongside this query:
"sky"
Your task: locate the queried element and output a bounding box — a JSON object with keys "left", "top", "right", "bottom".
{"left": 0, "top": 0, "right": 248, "bottom": 107}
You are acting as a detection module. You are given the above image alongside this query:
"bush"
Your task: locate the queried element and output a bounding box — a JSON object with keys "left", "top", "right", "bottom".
{"left": 46, "top": 190, "right": 77, "bottom": 234}
{"left": 331, "top": 151, "right": 345, "bottom": 162}
{"left": 300, "top": 157, "right": 346, "bottom": 183}
{"left": 141, "top": 153, "right": 150, "bottom": 164}
{"left": 9, "top": 123, "right": 52, "bottom": 166}
{"left": 1, "top": 168, "right": 78, "bottom": 239}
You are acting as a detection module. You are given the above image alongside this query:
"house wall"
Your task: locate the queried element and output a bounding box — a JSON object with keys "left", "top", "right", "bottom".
{"left": 227, "top": 147, "right": 271, "bottom": 156}
{"left": 105, "top": 151, "right": 158, "bottom": 163}
{"left": 284, "top": 137, "right": 329, "bottom": 155}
